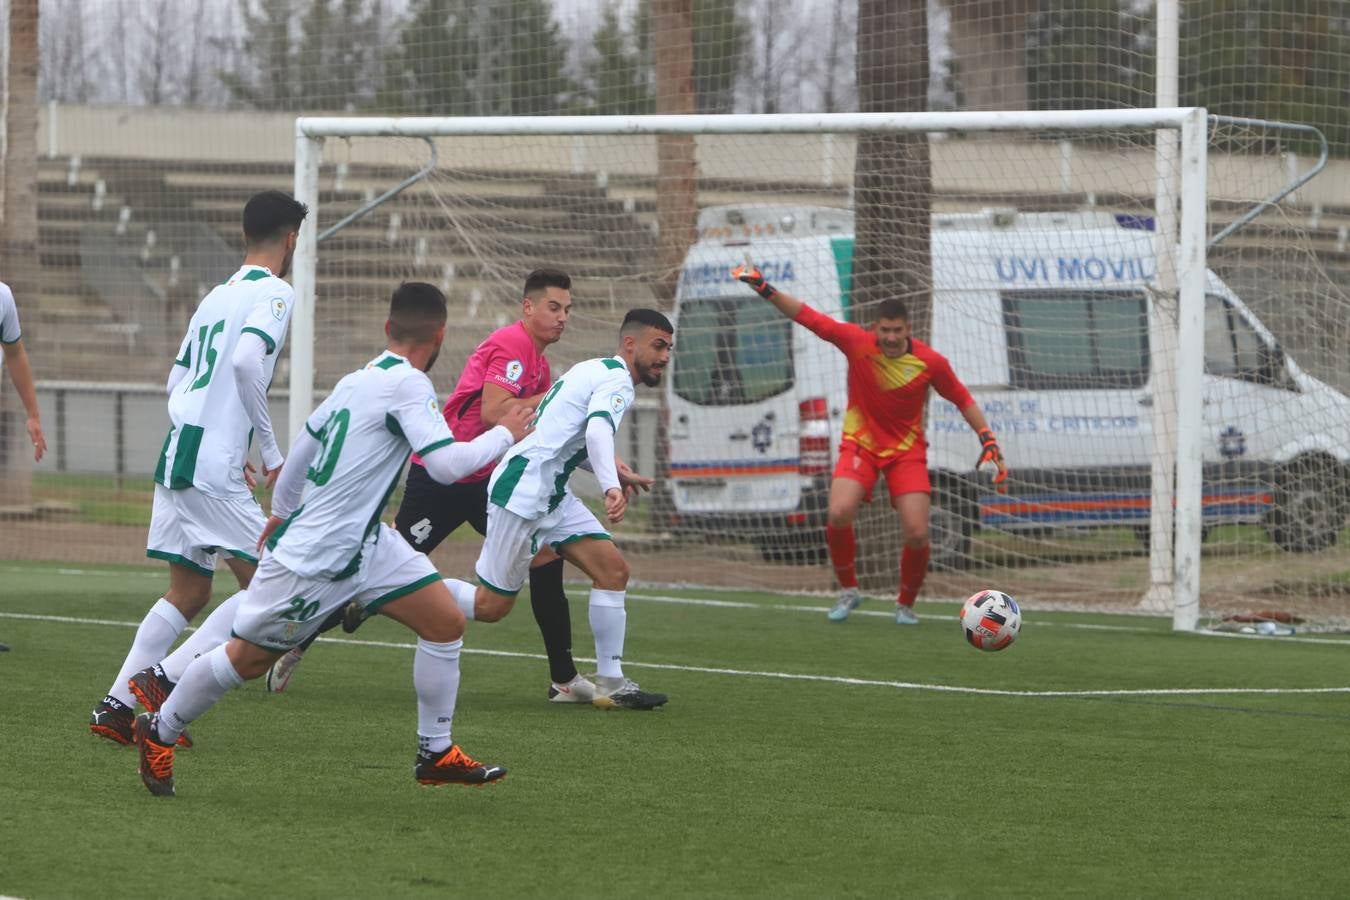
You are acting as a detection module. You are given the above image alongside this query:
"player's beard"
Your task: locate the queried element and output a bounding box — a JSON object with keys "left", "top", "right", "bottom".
{"left": 638, "top": 361, "right": 663, "bottom": 387}
{"left": 424, "top": 345, "right": 441, "bottom": 372}
{"left": 278, "top": 246, "right": 295, "bottom": 279}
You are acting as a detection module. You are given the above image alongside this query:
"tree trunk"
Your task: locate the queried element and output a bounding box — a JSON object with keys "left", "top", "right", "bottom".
{"left": 946, "top": 0, "right": 1032, "bottom": 112}
{"left": 0, "top": 0, "right": 39, "bottom": 506}
{"left": 853, "top": 0, "right": 931, "bottom": 338}
{"left": 853, "top": 0, "right": 933, "bottom": 593}
{"left": 652, "top": 0, "right": 696, "bottom": 303}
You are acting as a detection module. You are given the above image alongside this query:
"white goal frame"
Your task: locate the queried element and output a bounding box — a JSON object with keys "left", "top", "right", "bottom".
{"left": 291, "top": 108, "right": 1210, "bottom": 631}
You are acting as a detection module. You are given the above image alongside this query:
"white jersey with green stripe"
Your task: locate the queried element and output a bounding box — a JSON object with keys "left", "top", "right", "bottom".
{"left": 156, "top": 264, "right": 293, "bottom": 499}
{"left": 488, "top": 355, "right": 634, "bottom": 519}
{"left": 266, "top": 351, "right": 461, "bottom": 580}
{"left": 0, "top": 281, "right": 21, "bottom": 344}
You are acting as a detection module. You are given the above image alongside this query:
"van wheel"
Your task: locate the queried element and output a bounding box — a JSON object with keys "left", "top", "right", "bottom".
{"left": 1267, "top": 458, "right": 1345, "bottom": 553}
{"left": 929, "top": 485, "right": 974, "bottom": 571}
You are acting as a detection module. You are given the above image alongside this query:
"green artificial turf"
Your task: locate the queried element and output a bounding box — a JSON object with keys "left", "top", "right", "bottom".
{"left": 2, "top": 561, "right": 1348, "bottom": 898}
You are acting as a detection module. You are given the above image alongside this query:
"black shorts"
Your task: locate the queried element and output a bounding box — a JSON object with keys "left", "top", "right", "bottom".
{"left": 393, "top": 463, "right": 490, "bottom": 555}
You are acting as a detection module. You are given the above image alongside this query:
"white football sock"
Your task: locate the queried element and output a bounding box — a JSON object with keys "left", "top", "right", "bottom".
{"left": 106, "top": 598, "right": 188, "bottom": 705}
{"left": 588, "top": 588, "right": 627, "bottom": 680}
{"left": 156, "top": 643, "right": 243, "bottom": 743}
{"left": 443, "top": 578, "right": 476, "bottom": 621}
{"left": 160, "top": 590, "right": 247, "bottom": 682}
{"left": 415, "top": 638, "right": 462, "bottom": 754}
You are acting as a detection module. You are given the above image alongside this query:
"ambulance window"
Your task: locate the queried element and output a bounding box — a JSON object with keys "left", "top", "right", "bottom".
{"left": 1206, "top": 295, "right": 1276, "bottom": 385}
{"left": 1204, "top": 295, "right": 1237, "bottom": 377}
{"left": 1002, "top": 290, "right": 1148, "bottom": 390}
{"left": 673, "top": 297, "right": 793, "bottom": 405}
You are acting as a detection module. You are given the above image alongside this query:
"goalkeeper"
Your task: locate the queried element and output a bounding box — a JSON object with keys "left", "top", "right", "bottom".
{"left": 732, "top": 263, "right": 1008, "bottom": 625}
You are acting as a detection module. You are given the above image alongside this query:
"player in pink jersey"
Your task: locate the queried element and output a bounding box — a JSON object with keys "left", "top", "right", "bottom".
{"left": 267, "top": 269, "right": 650, "bottom": 703}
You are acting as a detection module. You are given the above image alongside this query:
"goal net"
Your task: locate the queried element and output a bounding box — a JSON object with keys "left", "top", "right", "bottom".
{"left": 291, "top": 110, "right": 1350, "bottom": 634}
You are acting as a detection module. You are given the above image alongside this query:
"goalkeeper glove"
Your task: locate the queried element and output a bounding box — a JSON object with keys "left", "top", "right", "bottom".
{"left": 731, "top": 263, "right": 778, "bottom": 300}
{"left": 976, "top": 428, "right": 1009, "bottom": 492}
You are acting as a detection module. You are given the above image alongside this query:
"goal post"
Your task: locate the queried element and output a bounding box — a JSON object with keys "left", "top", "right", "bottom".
{"left": 291, "top": 108, "right": 1211, "bottom": 629}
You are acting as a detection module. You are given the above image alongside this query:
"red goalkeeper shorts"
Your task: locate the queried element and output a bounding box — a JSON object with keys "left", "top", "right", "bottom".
{"left": 832, "top": 443, "right": 931, "bottom": 500}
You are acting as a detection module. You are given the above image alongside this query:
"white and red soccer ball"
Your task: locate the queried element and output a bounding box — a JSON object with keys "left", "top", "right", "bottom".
{"left": 960, "top": 590, "right": 1022, "bottom": 651}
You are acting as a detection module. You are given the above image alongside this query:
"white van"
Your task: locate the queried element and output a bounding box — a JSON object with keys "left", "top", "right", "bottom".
{"left": 665, "top": 204, "right": 1350, "bottom": 567}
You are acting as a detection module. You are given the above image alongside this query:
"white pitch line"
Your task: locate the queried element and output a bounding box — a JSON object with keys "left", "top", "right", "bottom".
{"left": 5, "top": 561, "right": 1349, "bottom": 644}
{"left": 3, "top": 610, "right": 1347, "bottom": 699}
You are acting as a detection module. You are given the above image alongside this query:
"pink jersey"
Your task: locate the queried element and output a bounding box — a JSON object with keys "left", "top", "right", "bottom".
{"left": 414, "top": 321, "right": 551, "bottom": 482}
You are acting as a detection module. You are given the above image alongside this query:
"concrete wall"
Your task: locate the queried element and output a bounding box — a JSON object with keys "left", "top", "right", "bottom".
{"left": 40, "top": 103, "right": 1350, "bottom": 208}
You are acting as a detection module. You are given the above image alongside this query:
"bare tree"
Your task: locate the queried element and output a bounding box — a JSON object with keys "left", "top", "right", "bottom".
{"left": 653, "top": 0, "right": 696, "bottom": 301}
{"left": 946, "top": 0, "right": 1033, "bottom": 111}
{"left": 139, "top": 0, "right": 179, "bottom": 105}
{"left": 853, "top": 0, "right": 931, "bottom": 336}
{"left": 182, "top": 0, "right": 212, "bottom": 105}
{"left": 1, "top": 0, "right": 40, "bottom": 504}
{"left": 821, "top": 0, "right": 856, "bottom": 112}
{"left": 39, "top": 0, "right": 95, "bottom": 102}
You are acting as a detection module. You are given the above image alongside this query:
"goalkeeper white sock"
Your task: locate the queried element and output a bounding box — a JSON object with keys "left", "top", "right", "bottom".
{"left": 106, "top": 598, "right": 188, "bottom": 705}
{"left": 588, "top": 588, "right": 627, "bottom": 680}
{"left": 443, "top": 578, "right": 476, "bottom": 621}
{"left": 156, "top": 644, "right": 243, "bottom": 743}
{"left": 160, "top": 590, "right": 247, "bottom": 682}
{"left": 415, "top": 638, "right": 462, "bottom": 755}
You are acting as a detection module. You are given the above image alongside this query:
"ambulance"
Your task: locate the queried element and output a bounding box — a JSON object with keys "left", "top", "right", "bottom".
{"left": 665, "top": 205, "right": 1350, "bottom": 567}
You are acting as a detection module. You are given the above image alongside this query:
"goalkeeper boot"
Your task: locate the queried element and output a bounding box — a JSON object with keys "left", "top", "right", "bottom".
{"left": 266, "top": 648, "right": 305, "bottom": 693}
{"left": 127, "top": 667, "right": 194, "bottom": 748}
{"left": 827, "top": 587, "right": 862, "bottom": 623}
{"left": 547, "top": 673, "right": 598, "bottom": 704}
{"left": 593, "top": 676, "right": 668, "bottom": 711}
{"left": 89, "top": 696, "right": 135, "bottom": 745}
{"left": 134, "top": 713, "right": 176, "bottom": 797}
{"left": 894, "top": 603, "right": 920, "bottom": 626}
{"left": 415, "top": 744, "right": 507, "bottom": 787}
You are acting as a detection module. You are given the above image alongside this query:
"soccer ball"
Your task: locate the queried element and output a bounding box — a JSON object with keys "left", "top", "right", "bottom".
{"left": 960, "top": 590, "right": 1022, "bottom": 651}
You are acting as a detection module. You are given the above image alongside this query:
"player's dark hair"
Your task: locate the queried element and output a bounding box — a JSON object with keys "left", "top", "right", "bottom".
{"left": 243, "top": 190, "right": 308, "bottom": 245}
{"left": 620, "top": 308, "right": 674, "bottom": 337}
{"left": 523, "top": 268, "right": 572, "bottom": 299}
{"left": 388, "top": 282, "right": 448, "bottom": 343}
{"left": 876, "top": 298, "right": 910, "bottom": 322}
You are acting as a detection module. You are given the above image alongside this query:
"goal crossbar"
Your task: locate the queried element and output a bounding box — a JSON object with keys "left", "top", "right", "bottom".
{"left": 295, "top": 108, "right": 1202, "bottom": 139}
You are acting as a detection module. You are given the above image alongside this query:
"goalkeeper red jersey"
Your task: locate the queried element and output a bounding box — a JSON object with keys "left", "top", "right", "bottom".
{"left": 793, "top": 303, "right": 976, "bottom": 463}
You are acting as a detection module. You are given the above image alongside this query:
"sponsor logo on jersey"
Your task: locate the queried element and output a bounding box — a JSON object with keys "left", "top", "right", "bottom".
{"left": 505, "top": 359, "right": 524, "bottom": 383}
{"left": 272, "top": 297, "right": 286, "bottom": 320}
{"left": 610, "top": 393, "right": 626, "bottom": 415}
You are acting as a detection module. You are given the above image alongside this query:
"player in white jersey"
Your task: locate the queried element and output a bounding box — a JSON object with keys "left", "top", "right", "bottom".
{"left": 132, "top": 283, "right": 532, "bottom": 796}
{"left": 451, "top": 308, "right": 675, "bottom": 711}
{"left": 0, "top": 280, "right": 46, "bottom": 465}
{"left": 89, "top": 191, "right": 308, "bottom": 746}
{"left": 1, "top": 280, "right": 46, "bottom": 652}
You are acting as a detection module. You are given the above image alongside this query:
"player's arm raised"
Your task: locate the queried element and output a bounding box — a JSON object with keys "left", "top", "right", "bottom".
{"left": 732, "top": 263, "right": 803, "bottom": 319}
{"left": 733, "top": 263, "right": 859, "bottom": 349}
